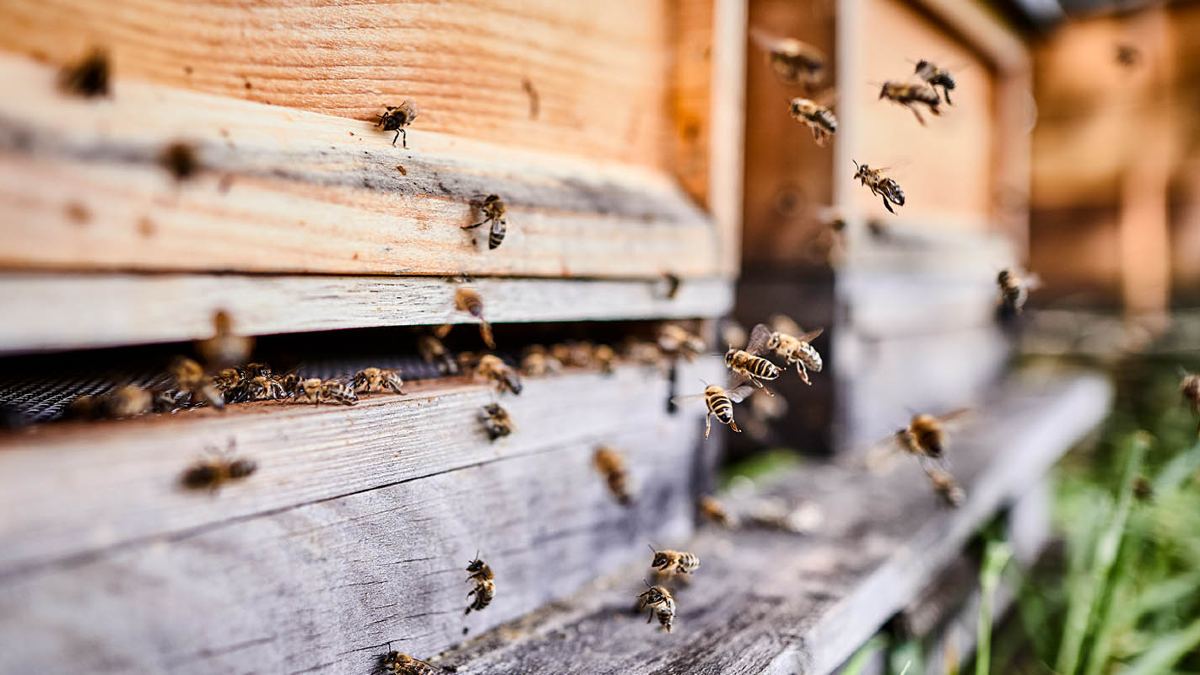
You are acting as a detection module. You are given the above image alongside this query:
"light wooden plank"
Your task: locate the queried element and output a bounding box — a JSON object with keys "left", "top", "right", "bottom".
{"left": 0, "top": 274, "right": 733, "bottom": 353}
{"left": 0, "top": 55, "right": 721, "bottom": 278}
{"left": 707, "top": 0, "right": 748, "bottom": 276}
{"left": 0, "top": 359, "right": 724, "bottom": 577}
{"left": 435, "top": 372, "right": 1111, "bottom": 674}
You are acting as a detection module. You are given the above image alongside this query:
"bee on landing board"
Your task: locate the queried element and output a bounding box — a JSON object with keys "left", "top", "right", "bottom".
{"left": 852, "top": 161, "right": 906, "bottom": 215}
{"left": 293, "top": 378, "right": 358, "bottom": 405}
{"left": 913, "top": 60, "right": 957, "bottom": 105}
{"left": 637, "top": 581, "right": 676, "bottom": 633}
{"left": 180, "top": 440, "right": 257, "bottom": 492}
{"left": 475, "top": 355, "right": 522, "bottom": 395}
{"left": 788, "top": 96, "right": 838, "bottom": 146}
{"left": 480, "top": 403, "right": 514, "bottom": 440}
{"left": 377, "top": 100, "right": 419, "bottom": 148}
{"left": 996, "top": 267, "right": 1041, "bottom": 316}
{"left": 417, "top": 334, "right": 459, "bottom": 375}
{"left": 520, "top": 345, "right": 563, "bottom": 377}
{"left": 463, "top": 194, "right": 508, "bottom": 250}
{"left": 246, "top": 375, "right": 288, "bottom": 401}
{"left": 749, "top": 321, "right": 824, "bottom": 386}
{"left": 648, "top": 545, "right": 700, "bottom": 576}
{"left": 750, "top": 29, "right": 826, "bottom": 88}
{"left": 381, "top": 646, "right": 440, "bottom": 675}
{"left": 464, "top": 555, "right": 496, "bottom": 615}
{"left": 352, "top": 367, "right": 406, "bottom": 395}
{"left": 593, "top": 446, "right": 633, "bottom": 505}
{"left": 169, "top": 356, "right": 226, "bottom": 410}
{"left": 878, "top": 80, "right": 942, "bottom": 125}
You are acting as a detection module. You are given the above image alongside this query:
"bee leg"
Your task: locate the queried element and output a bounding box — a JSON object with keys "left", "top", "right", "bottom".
{"left": 462, "top": 219, "right": 485, "bottom": 230}
{"left": 730, "top": 419, "right": 741, "bottom": 433}
{"left": 882, "top": 196, "right": 895, "bottom": 214}
{"left": 797, "top": 363, "right": 812, "bottom": 385}
{"left": 646, "top": 609, "right": 654, "bottom": 624}
{"left": 945, "top": 88, "right": 953, "bottom": 105}
{"left": 704, "top": 413, "right": 712, "bottom": 439}
{"left": 400, "top": 128, "right": 408, "bottom": 149}
{"left": 909, "top": 105, "right": 926, "bottom": 126}
{"left": 391, "top": 129, "right": 400, "bottom": 147}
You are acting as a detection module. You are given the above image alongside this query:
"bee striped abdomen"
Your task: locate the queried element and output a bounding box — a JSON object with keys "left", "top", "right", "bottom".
{"left": 676, "top": 552, "right": 700, "bottom": 573}
{"left": 466, "top": 579, "right": 495, "bottom": 614}
{"left": 708, "top": 392, "right": 734, "bottom": 423}
{"left": 489, "top": 219, "right": 506, "bottom": 249}
{"left": 881, "top": 178, "right": 905, "bottom": 206}
{"left": 749, "top": 356, "right": 781, "bottom": 380}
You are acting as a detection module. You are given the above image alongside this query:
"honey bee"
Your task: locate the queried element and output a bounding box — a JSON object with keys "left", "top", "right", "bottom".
{"left": 475, "top": 355, "right": 522, "bottom": 395}
{"left": 352, "top": 367, "right": 406, "bottom": 395}
{"left": 636, "top": 582, "right": 676, "bottom": 633}
{"left": 914, "top": 60, "right": 957, "bottom": 105}
{"left": 59, "top": 47, "right": 110, "bottom": 98}
{"left": 381, "top": 647, "right": 440, "bottom": 675}
{"left": 465, "top": 556, "right": 496, "bottom": 615}
{"left": 852, "top": 161, "right": 906, "bottom": 214}
{"left": 195, "top": 310, "right": 254, "bottom": 369}
{"left": 878, "top": 81, "right": 942, "bottom": 125}
{"left": 751, "top": 29, "right": 826, "bottom": 88}
{"left": 101, "top": 384, "right": 154, "bottom": 418}
{"left": 622, "top": 339, "right": 669, "bottom": 372}
{"left": 724, "top": 326, "right": 783, "bottom": 393}
{"left": 212, "top": 367, "right": 244, "bottom": 394}
{"left": 246, "top": 375, "right": 288, "bottom": 401}
{"left": 169, "top": 356, "right": 226, "bottom": 410}
{"left": 788, "top": 97, "right": 838, "bottom": 145}
{"left": 320, "top": 380, "right": 358, "bottom": 406}
{"left": 925, "top": 467, "right": 965, "bottom": 507}
{"left": 378, "top": 100, "right": 419, "bottom": 148}
{"left": 593, "top": 446, "right": 633, "bottom": 505}
{"left": 593, "top": 344, "right": 617, "bottom": 375}
{"left": 648, "top": 545, "right": 700, "bottom": 575}
{"left": 895, "top": 409, "right": 971, "bottom": 470}
{"left": 749, "top": 322, "right": 824, "bottom": 385}
{"left": 463, "top": 194, "right": 508, "bottom": 250}
{"left": 480, "top": 403, "right": 515, "bottom": 440}
{"left": 453, "top": 287, "right": 496, "bottom": 349}
{"left": 657, "top": 324, "right": 706, "bottom": 362}
{"left": 674, "top": 383, "right": 754, "bottom": 439}
{"left": 180, "top": 440, "right": 257, "bottom": 491}
{"left": 698, "top": 496, "right": 736, "bottom": 528}
{"left": 997, "top": 268, "right": 1041, "bottom": 316}
{"left": 520, "top": 345, "right": 563, "bottom": 377}
{"left": 277, "top": 373, "right": 300, "bottom": 397}
{"left": 417, "top": 334, "right": 459, "bottom": 375}
{"left": 552, "top": 342, "right": 596, "bottom": 369}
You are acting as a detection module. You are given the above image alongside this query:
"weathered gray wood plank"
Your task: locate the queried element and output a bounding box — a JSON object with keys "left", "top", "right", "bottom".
{"left": 433, "top": 371, "right": 1111, "bottom": 675}
{"left": 0, "top": 273, "right": 732, "bottom": 353}
{"left": 0, "top": 359, "right": 723, "bottom": 577}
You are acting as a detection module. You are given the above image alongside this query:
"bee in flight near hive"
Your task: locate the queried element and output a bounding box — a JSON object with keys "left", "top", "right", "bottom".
{"left": 451, "top": 287, "right": 496, "bottom": 349}
{"left": 878, "top": 80, "right": 942, "bottom": 125}
{"left": 788, "top": 95, "right": 838, "bottom": 146}
{"left": 996, "top": 267, "right": 1041, "bottom": 316}
{"left": 913, "top": 60, "right": 957, "bottom": 105}
{"left": 169, "top": 356, "right": 226, "bottom": 410}
{"left": 750, "top": 28, "right": 826, "bottom": 88}
{"left": 648, "top": 545, "right": 700, "bottom": 576}
{"left": 475, "top": 355, "right": 522, "bottom": 395}
{"left": 852, "top": 160, "right": 906, "bottom": 215}
{"left": 381, "top": 646, "right": 441, "bottom": 675}
{"left": 725, "top": 328, "right": 783, "bottom": 394}
{"left": 593, "top": 446, "right": 633, "bottom": 505}
{"left": 195, "top": 310, "right": 254, "bottom": 369}
{"left": 352, "top": 367, "right": 406, "bottom": 395}
{"left": 698, "top": 495, "right": 736, "bottom": 528}
{"left": 657, "top": 323, "right": 706, "bottom": 362}
{"left": 894, "top": 409, "right": 971, "bottom": 472}
{"left": 480, "top": 403, "right": 514, "bottom": 440}
{"left": 463, "top": 194, "right": 508, "bottom": 251}
{"left": 673, "top": 383, "right": 754, "bottom": 439}
{"left": 925, "top": 466, "right": 965, "bottom": 508}
{"left": 637, "top": 581, "right": 677, "bottom": 633}
{"left": 180, "top": 439, "right": 257, "bottom": 492}
{"left": 377, "top": 100, "right": 419, "bottom": 148}
{"left": 750, "top": 319, "right": 824, "bottom": 385}
{"left": 464, "top": 555, "right": 496, "bottom": 615}
{"left": 417, "top": 334, "right": 459, "bottom": 375}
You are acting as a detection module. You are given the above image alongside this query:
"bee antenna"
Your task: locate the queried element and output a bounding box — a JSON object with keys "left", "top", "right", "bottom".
{"left": 647, "top": 543, "right": 658, "bottom": 554}
{"left": 642, "top": 578, "right": 652, "bottom": 588}
{"left": 852, "top": 159, "right": 860, "bottom": 170}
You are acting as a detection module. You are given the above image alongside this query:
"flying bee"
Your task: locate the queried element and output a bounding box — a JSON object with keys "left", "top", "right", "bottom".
{"left": 894, "top": 409, "right": 971, "bottom": 471}
{"left": 195, "top": 310, "right": 254, "bottom": 369}
{"left": 593, "top": 446, "right": 633, "bottom": 506}
{"left": 520, "top": 345, "right": 563, "bottom": 377}
{"left": 59, "top": 47, "right": 110, "bottom": 98}
{"left": 593, "top": 344, "right": 617, "bottom": 375}
{"left": 180, "top": 440, "right": 257, "bottom": 492}
{"left": 878, "top": 80, "right": 941, "bottom": 125}
{"left": 788, "top": 96, "right": 838, "bottom": 146}
{"left": 997, "top": 267, "right": 1041, "bottom": 316}
{"left": 417, "top": 334, "right": 459, "bottom": 375}
{"left": 914, "top": 60, "right": 957, "bottom": 105}
{"left": 378, "top": 100, "right": 419, "bottom": 148}
{"left": 673, "top": 383, "right": 754, "bottom": 439}
{"left": 750, "top": 322, "right": 824, "bottom": 385}
{"left": 352, "top": 367, "right": 406, "bottom": 395}
{"left": 453, "top": 287, "right": 495, "bottom": 349}
{"left": 637, "top": 582, "right": 676, "bottom": 633}
{"left": 698, "top": 496, "right": 736, "bottom": 528}
{"left": 381, "top": 647, "right": 440, "bottom": 675}
{"left": 852, "top": 160, "right": 906, "bottom": 214}
{"left": 246, "top": 375, "right": 288, "bottom": 401}
{"left": 475, "top": 355, "right": 522, "bottom": 395}
{"left": 169, "top": 356, "right": 226, "bottom": 410}
{"left": 925, "top": 466, "right": 965, "bottom": 507}
{"left": 463, "top": 194, "right": 508, "bottom": 250}
{"left": 480, "top": 403, "right": 515, "bottom": 440}
{"left": 751, "top": 29, "right": 825, "bottom": 88}
{"left": 648, "top": 545, "right": 700, "bottom": 576}
{"left": 725, "top": 325, "right": 783, "bottom": 393}
{"left": 657, "top": 324, "right": 706, "bottom": 362}
{"left": 465, "top": 556, "right": 496, "bottom": 615}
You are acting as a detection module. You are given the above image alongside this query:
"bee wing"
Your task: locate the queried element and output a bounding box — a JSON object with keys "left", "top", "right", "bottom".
{"left": 726, "top": 384, "right": 756, "bottom": 404}
{"left": 769, "top": 314, "right": 804, "bottom": 336}
{"left": 797, "top": 327, "right": 825, "bottom": 343}
{"left": 669, "top": 393, "right": 707, "bottom": 405}
{"left": 917, "top": 453, "right": 952, "bottom": 475}
{"left": 814, "top": 87, "right": 839, "bottom": 108}
{"left": 749, "top": 27, "right": 790, "bottom": 53}
{"left": 746, "top": 323, "right": 774, "bottom": 356}
{"left": 936, "top": 408, "right": 972, "bottom": 425}
{"left": 1024, "top": 272, "right": 1043, "bottom": 290}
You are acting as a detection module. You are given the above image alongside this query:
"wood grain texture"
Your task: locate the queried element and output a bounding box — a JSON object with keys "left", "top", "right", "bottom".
{"left": 0, "top": 358, "right": 724, "bottom": 578}
{"left": 0, "top": 273, "right": 733, "bottom": 353}
{"left": 434, "top": 371, "right": 1111, "bottom": 675}
{"left": 0, "top": 55, "right": 721, "bottom": 278}
{"left": 0, "top": 0, "right": 677, "bottom": 172}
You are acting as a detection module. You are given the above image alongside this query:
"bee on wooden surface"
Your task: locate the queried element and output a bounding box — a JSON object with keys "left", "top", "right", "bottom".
{"left": 169, "top": 356, "right": 225, "bottom": 410}
{"left": 852, "top": 161, "right": 906, "bottom": 215}
{"left": 64, "top": 394, "right": 102, "bottom": 420}
{"left": 381, "top": 647, "right": 440, "bottom": 675}
{"left": 788, "top": 97, "right": 838, "bottom": 146}
{"left": 480, "top": 403, "right": 515, "bottom": 440}
{"left": 59, "top": 47, "right": 110, "bottom": 97}
{"left": 475, "top": 355, "right": 522, "bottom": 395}
{"left": 352, "top": 367, "right": 406, "bottom": 395}
{"left": 878, "top": 81, "right": 941, "bottom": 125}
{"left": 246, "top": 375, "right": 288, "bottom": 401}
{"left": 417, "top": 334, "right": 459, "bottom": 375}
{"left": 195, "top": 310, "right": 255, "bottom": 369}
{"left": 914, "top": 60, "right": 957, "bottom": 105}
{"left": 453, "top": 287, "right": 496, "bottom": 349}
{"left": 212, "top": 367, "right": 244, "bottom": 394}
{"left": 749, "top": 322, "right": 824, "bottom": 385}
{"left": 465, "top": 556, "right": 496, "bottom": 615}
{"left": 593, "top": 446, "right": 633, "bottom": 506}
{"left": 698, "top": 495, "right": 736, "bottom": 528}
{"left": 895, "top": 409, "right": 971, "bottom": 470}
{"left": 180, "top": 440, "right": 257, "bottom": 492}
{"left": 520, "top": 345, "right": 563, "bottom": 377}
{"left": 277, "top": 373, "right": 300, "bottom": 397}
{"left": 378, "top": 100, "right": 418, "bottom": 148}
{"left": 657, "top": 324, "right": 706, "bottom": 362}
{"left": 925, "top": 466, "right": 965, "bottom": 507}
{"left": 751, "top": 29, "right": 825, "bottom": 88}
{"left": 724, "top": 326, "right": 783, "bottom": 393}
{"left": 100, "top": 384, "right": 154, "bottom": 418}
{"left": 593, "top": 344, "right": 617, "bottom": 375}
{"left": 648, "top": 545, "right": 700, "bottom": 575}
{"left": 463, "top": 194, "right": 508, "bottom": 250}
{"left": 997, "top": 267, "right": 1041, "bottom": 316}
{"left": 636, "top": 582, "right": 676, "bottom": 633}
{"left": 320, "top": 380, "right": 358, "bottom": 406}
{"left": 293, "top": 378, "right": 324, "bottom": 404}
